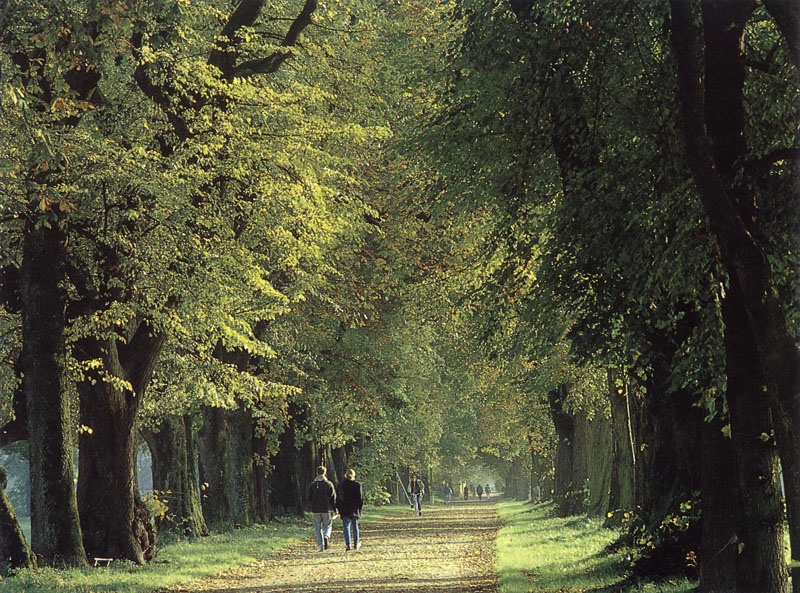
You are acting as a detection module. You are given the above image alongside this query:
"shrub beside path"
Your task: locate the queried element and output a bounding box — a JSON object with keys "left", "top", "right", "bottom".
{"left": 160, "top": 499, "right": 500, "bottom": 593}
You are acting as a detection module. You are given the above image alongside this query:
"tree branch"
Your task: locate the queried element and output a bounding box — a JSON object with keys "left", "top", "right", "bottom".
{"left": 208, "top": 0, "right": 265, "bottom": 76}
{"left": 228, "top": 0, "right": 318, "bottom": 78}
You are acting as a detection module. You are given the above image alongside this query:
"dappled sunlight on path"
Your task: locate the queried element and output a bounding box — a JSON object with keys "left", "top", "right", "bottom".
{"left": 162, "top": 499, "right": 499, "bottom": 593}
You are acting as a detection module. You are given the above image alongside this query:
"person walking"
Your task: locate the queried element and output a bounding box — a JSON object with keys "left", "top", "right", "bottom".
{"left": 336, "top": 468, "right": 365, "bottom": 551}
{"left": 476, "top": 484, "right": 484, "bottom": 500}
{"left": 408, "top": 475, "right": 425, "bottom": 516}
{"left": 485, "top": 483, "right": 492, "bottom": 500}
{"left": 464, "top": 483, "right": 470, "bottom": 500}
{"left": 307, "top": 465, "right": 336, "bottom": 551}
{"left": 441, "top": 482, "right": 452, "bottom": 506}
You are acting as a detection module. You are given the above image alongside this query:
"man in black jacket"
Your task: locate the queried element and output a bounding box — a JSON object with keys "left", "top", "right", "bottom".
{"left": 307, "top": 465, "right": 336, "bottom": 551}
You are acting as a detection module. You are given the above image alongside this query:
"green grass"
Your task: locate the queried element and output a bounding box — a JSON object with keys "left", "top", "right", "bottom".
{"left": 495, "top": 501, "right": 696, "bottom": 593}
{"left": 0, "top": 505, "right": 409, "bottom": 593}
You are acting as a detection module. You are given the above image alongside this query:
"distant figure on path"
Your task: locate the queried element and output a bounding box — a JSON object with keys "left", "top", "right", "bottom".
{"left": 485, "top": 484, "right": 491, "bottom": 499}
{"left": 464, "top": 484, "right": 470, "bottom": 500}
{"left": 307, "top": 465, "right": 336, "bottom": 551}
{"left": 336, "top": 468, "right": 365, "bottom": 551}
{"left": 441, "top": 483, "right": 453, "bottom": 506}
{"left": 408, "top": 475, "right": 425, "bottom": 516}
{"left": 476, "top": 484, "right": 484, "bottom": 500}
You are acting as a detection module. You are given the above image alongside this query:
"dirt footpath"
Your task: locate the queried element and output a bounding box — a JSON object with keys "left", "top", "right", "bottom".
{"left": 165, "top": 499, "right": 500, "bottom": 593}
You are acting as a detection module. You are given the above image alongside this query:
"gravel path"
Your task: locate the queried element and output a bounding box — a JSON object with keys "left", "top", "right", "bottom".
{"left": 164, "top": 499, "right": 500, "bottom": 593}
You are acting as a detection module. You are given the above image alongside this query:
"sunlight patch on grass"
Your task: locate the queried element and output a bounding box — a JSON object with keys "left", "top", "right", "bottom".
{"left": 495, "top": 500, "right": 695, "bottom": 593}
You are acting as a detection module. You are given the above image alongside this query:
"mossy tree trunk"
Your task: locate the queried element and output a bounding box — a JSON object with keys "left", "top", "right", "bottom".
{"left": 228, "top": 408, "right": 256, "bottom": 526}
{"left": 548, "top": 385, "right": 583, "bottom": 517}
{"left": 198, "top": 406, "right": 234, "bottom": 530}
{"left": 142, "top": 415, "right": 208, "bottom": 537}
{"left": 253, "top": 427, "right": 271, "bottom": 524}
{"left": 21, "top": 220, "right": 87, "bottom": 568}
{"left": 0, "top": 466, "right": 36, "bottom": 576}
{"left": 583, "top": 411, "right": 613, "bottom": 517}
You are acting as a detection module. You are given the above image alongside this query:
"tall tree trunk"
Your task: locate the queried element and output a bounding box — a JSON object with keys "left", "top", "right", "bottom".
{"left": 332, "top": 445, "right": 348, "bottom": 487}
{"left": 253, "top": 426, "right": 271, "bottom": 524}
{"left": 548, "top": 384, "right": 583, "bottom": 516}
{"left": 722, "top": 284, "right": 788, "bottom": 592}
{"left": 228, "top": 408, "right": 256, "bottom": 526}
{"left": 269, "top": 411, "right": 304, "bottom": 516}
{"left": 142, "top": 415, "right": 208, "bottom": 537}
{"left": 583, "top": 411, "right": 613, "bottom": 518}
{"left": 197, "top": 406, "right": 234, "bottom": 529}
{"left": 0, "top": 466, "right": 36, "bottom": 575}
{"left": 76, "top": 324, "right": 165, "bottom": 564}
{"left": 699, "top": 408, "right": 739, "bottom": 592}
{"left": 605, "top": 372, "right": 635, "bottom": 527}
{"left": 669, "top": 3, "right": 795, "bottom": 589}
{"left": 20, "top": 220, "right": 87, "bottom": 567}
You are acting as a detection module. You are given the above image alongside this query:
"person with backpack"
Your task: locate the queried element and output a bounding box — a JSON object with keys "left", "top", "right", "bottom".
{"left": 307, "top": 465, "right": 336, "bottom": 551}
{"left": 336, "top": 468, "right": 365, "bottom": 551}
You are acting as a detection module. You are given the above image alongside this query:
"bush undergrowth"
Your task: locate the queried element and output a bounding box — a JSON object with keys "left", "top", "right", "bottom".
{"left": 495, "top": 500, "right": 696, "bottom": 593}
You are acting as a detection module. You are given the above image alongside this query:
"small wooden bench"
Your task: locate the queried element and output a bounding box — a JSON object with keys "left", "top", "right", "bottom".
{"left": 93, "top": 557, "right": 114, "bottom": 567}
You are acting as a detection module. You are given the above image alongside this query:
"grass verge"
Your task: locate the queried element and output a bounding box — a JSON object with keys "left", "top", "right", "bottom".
{"left": 495, "top": 500, "right": 695, "bottom": 593}
{"left": 0, "top": 504, "right": 409, "bottom": 593}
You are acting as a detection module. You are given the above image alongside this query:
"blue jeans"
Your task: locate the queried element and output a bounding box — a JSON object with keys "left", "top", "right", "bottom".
{"left": 312, "top": 512, "right": 333, "bottom": 550}
{"left": 411, "top": 493, "right": 422, "bottom": 514}
{"left": 342, "top": 515, "right": 360, "bottom": 548}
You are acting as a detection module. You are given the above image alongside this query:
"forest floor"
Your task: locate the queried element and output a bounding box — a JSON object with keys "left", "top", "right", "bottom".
{"left": 157, "top": 499, "right": 500, "bottom": 593}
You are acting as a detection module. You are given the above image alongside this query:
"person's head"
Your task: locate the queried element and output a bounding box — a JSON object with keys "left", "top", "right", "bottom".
{"left": 345, "top": 468, "right": 356, "bottom": 480}
{"left": 316, "top": 465, "right": 327, "bottom": 476}
{"left": 411, "top": 475, "right": 417, "bottom": 481}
